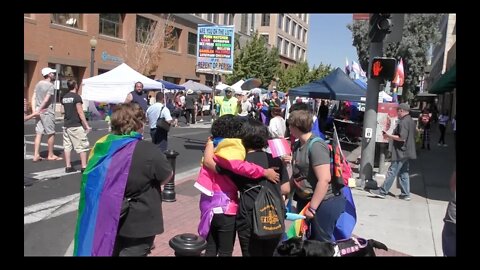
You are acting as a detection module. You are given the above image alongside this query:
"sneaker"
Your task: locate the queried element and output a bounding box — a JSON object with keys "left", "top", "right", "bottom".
{"left": 443, "top": 144, "right": 448, "bottom": 147}
{"left": 369, "top": 189, "right": 386, "bottom": 199}
{"left": 437, "top": 143, "right": 442, "bottom": 146}
{"left": 65, "top": 167, "right": 77, "bottom": 173}
{"left": 399, "top": 195, "right": 411, "bottom": 201}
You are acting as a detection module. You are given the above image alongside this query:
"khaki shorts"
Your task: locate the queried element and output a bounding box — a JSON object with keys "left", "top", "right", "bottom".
{"left": 35, "top": 113, "right": 56, "bottom": 135}
{"left": 63, "top": 126, "right": 90, "bottom": 153}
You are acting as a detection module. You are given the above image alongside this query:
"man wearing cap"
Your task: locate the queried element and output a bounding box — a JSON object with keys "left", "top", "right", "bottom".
{"left": 370, "top": 103, "right": 417, "bottom": 201}
{"left": 124, "top": 81, "right": 149, "bottom": 112}
{"left": 31, "top": 67, "right": 63, "bottom": 162}
{"left": 184, "top": 89, "right": 197, "bottom": 126}
{"left": 214, "top": 87, "right": 239, "bottom": 117}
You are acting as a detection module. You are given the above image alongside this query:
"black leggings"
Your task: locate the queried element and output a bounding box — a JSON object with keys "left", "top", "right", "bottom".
{"left": 204, "top": 214, "right": 236, "bottom": 257}
{"left": 439, "top": 124, "right": 446, "bottom": 144}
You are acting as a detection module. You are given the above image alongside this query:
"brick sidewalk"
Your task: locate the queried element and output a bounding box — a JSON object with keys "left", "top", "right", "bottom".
{"left": 149, "top": 177, "right": 408, "bottom": 257}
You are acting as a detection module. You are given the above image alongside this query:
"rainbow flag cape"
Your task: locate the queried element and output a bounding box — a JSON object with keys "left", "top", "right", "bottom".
{"left": 73, "top": 132, "right": 142, "bottom": 256}
{"left": 286, "top": 202, "right": 310, "bottom": 239}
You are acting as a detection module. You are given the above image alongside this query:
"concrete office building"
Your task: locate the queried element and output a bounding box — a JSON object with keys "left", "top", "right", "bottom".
{"left": 24, "top": 13, "right": 214, "bottom": 111}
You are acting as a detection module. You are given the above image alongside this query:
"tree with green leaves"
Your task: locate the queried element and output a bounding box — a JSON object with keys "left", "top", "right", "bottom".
{"left": 277, "top": 62, "right": 332, "bottom": 92}
{"left": 347, "top": 14, "right": 443, "bottom": 101}
{"left": 225, "top": 31, "right": 280, "bottom": 88}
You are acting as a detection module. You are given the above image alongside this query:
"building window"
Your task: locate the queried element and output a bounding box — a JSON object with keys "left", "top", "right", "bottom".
{"left": 229, "top": 14, "right": 234, "bottom": 25}
{"left": 163, "top": 76, "right": 181, "bottom": 85}
{"left": 284, "top": 41, "right": 289, "bottom": 57}
{"left": 136, "top": 15, "right": 156, "bottom": 44}
{"left": 99, "top": 13, "right": 123, "bottom": 38}
{"left": 261, "top": 14, "right": 270, "bottom": 26}
{"left": 277, "top": 37, "right": 282, "bottom": 53}
{"left": 297, "top": 47, "right": 301, "bottom": 61}
{"left": 303, "top": 29, "right": 307, "bottom": 43}
{"left": 223, "top": 13, "right": 229, "bottom": 25}
{"left": 290, "top": 44, "right": 295, "bottom": 59}
{"left": 285, "top": 17, "right": 290, "bottom": 34}
{"left": 278, "top": 14, "right": 283, "bottom": 29}
{"left": 51, "top": 14, "right": 81, "bottom": 28}
{"left": 98, "top": 69, "right": 110, "bottom": 75}
{"left": 207, "top": 14, "right": 213, "bottom": 22}
{"left": 213, "top": 14, "right": 219, "bottom": 24}
{"left": 188, "top": 32, "right": 197, "bottom": 55}
{"left": 241, "top": 14, "right": 248, "bottom": 33}
{"left": 260, "top": 34, "right": 269, "bottom": 44}
{"left": 292, "top": 21, "right": 297, "bottom": 36}
{"left": 302, "top": 49, "right": 306, "bottom": 61}
{"left": 165, "top": 27, "right": 182, "bottom": 51}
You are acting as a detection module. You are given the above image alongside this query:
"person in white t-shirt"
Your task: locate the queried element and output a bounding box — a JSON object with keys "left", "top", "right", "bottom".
{"left": 268, "top": 106, "right": 286, "bottom": 138}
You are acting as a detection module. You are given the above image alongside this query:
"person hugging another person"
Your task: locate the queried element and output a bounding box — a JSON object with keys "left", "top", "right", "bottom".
{"left": 195, "top": 115, "right": 279, "bottom": 256}
{"left": 224, "top": 119, "right": 290, "bottom": 256}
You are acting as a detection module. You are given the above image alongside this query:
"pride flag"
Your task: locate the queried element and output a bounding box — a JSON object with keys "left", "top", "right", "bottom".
{"left": 286, "top": 202, "right": 310, "bottom": 239}
{"left": 268, "top": 138, "right": 292, "bottom": 158}
{"left": 74, "top": 132, "right": 142, "bottom": 256}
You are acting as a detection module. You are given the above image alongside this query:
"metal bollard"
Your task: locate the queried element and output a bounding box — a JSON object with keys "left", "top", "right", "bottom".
{"left": 169, "top": 233, "right": 207, "bottom": 256}
{"left": 162, "top": 149, "right": 180, "bottom": 202}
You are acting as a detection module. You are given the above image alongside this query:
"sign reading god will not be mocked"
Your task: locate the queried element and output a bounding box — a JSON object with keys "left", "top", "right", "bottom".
{"left": 196, "top": 24, "right": 235, "bottom": 75}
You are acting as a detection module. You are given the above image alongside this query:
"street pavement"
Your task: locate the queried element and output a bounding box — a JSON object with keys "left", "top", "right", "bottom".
{"left": 149, "top": 126, "right": 455, "bottom": 257}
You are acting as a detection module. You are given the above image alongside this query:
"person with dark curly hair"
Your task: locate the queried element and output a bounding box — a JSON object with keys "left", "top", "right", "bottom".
{"left": 195, "top": 115, "right": 279, "bottom": 256}
{"left": 224, "top": 119, "right": 290, "bottom": 256}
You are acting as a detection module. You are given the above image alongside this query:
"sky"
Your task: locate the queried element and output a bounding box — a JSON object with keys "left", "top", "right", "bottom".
{"left": 307, "top": 14, "right": 359, "bottom": 70}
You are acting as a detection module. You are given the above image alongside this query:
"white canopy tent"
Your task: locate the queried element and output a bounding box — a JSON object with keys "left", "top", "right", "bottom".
{"left": 81, "top": 63, "right": 164, "bottom": 104}
{"left": 231, "top": 80, "right": 244, "bottom": 95}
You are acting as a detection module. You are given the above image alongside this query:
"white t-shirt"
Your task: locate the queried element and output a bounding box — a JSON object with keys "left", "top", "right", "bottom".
{"left": 238, "top": 100, "right": 252, "bottom": 116}
{"left": 269, "top": 116, "right": 286, "bottom": 138}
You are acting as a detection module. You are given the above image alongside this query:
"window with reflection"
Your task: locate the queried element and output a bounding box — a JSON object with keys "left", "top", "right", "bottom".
{"left": 136, "top": 15, "right": 156, "bottom": 44}
{"left": 51, "top": 14, "right": 81, "bottom": 28}
{"left": 164, "top": 27, "right": 181, "bottom": 51}
{"left": 188, "top": 32, "right": 197, "bottom": 55}
{"left": 99, "top": 13, "right": 123, "bottom": 38}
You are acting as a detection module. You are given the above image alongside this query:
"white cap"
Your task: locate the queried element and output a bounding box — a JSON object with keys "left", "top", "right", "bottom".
{"left": 41, "top": 67, "right": 56, "bottom": 76}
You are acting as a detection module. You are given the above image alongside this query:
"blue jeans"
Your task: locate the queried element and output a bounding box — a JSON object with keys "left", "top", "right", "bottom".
{"left": 379, "top": 159, "right": 410, "bottom": 197}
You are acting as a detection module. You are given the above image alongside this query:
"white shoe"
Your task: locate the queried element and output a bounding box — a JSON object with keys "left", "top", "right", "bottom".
{"left": 443, "top": 144, "right": 448, "bottom": 147}
{"left": 437, "top": 143, "right": 441, "bottom": 146}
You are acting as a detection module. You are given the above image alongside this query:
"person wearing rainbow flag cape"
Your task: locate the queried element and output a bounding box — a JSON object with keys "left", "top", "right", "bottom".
{"left": 194, "top": 115, "right": 279, "bottom": 256}
{"left": 74, "top": 103, "right": 173, "bottom": 256}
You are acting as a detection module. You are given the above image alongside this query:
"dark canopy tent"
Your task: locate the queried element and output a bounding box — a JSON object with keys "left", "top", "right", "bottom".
{"left": 288, "top": 68, "right": 366, "bottom": 102}
{"left": 429, "top": 64, "right": 456, "bottom": 94}
{"left": 155, "top": 79, "right": 185, "bottom": 90}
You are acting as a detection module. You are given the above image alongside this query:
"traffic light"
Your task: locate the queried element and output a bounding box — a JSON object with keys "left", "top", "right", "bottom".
{"left": 369, "top": 14, "right": 392, "bottom": 42}
{"left": 370, "top": 57, "right": 396, "bottom": 81}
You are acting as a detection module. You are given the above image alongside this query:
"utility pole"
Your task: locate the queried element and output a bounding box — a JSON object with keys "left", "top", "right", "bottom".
{"left": 358, "top": 14, "right": 391, "bottom": 188}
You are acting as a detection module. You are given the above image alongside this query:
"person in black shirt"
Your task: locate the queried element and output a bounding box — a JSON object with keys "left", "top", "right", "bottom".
{"left": 223, "top": 119, "right": 290, "bottom": 256}
{"left": 61, "top": 80, "right": 92, "bottom": 173}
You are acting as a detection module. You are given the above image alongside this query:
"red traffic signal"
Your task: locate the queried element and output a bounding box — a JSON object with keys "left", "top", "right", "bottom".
{"left": 370, "top": 57, "right": 396, "bottom": 81}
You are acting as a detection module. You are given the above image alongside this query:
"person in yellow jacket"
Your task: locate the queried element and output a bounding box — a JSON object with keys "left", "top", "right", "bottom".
{"left": 214, "top": 87, "right": 240, "bottom": 117}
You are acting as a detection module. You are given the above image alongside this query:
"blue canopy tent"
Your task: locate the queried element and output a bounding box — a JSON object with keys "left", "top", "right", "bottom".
{"left": 288, "top": 68, "right": 366, "bottom": 103}
{"left": 155, "top": 79, "right": 185, "bottom": 90}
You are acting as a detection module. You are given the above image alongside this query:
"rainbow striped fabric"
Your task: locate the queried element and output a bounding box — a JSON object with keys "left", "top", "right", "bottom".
{"left": 285, "top": 202, "right": 310, "bottom": 239}
{"left": 74, "top": 132, "right": 142, "bottom": 256}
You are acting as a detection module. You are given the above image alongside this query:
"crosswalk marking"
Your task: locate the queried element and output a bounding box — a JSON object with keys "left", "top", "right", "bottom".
{"left": 24, "top": 193, "right": 79, "bottom": 225}
{"left": 26, "top": 167, "right": 80, "bottom": 182}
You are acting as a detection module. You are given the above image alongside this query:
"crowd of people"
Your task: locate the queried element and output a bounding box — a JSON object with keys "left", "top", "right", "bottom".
{"left": 25, "top": 66, "right": 456, "bottom": 256}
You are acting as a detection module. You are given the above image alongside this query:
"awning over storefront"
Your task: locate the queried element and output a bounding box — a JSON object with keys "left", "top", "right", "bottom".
{"left": 429, "top": 64, "right": 456, "bottom": 94}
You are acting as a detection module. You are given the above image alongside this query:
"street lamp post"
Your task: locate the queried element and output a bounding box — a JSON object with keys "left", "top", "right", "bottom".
{"left": 89, "top": 36, "right": 97, "bottom": 77}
